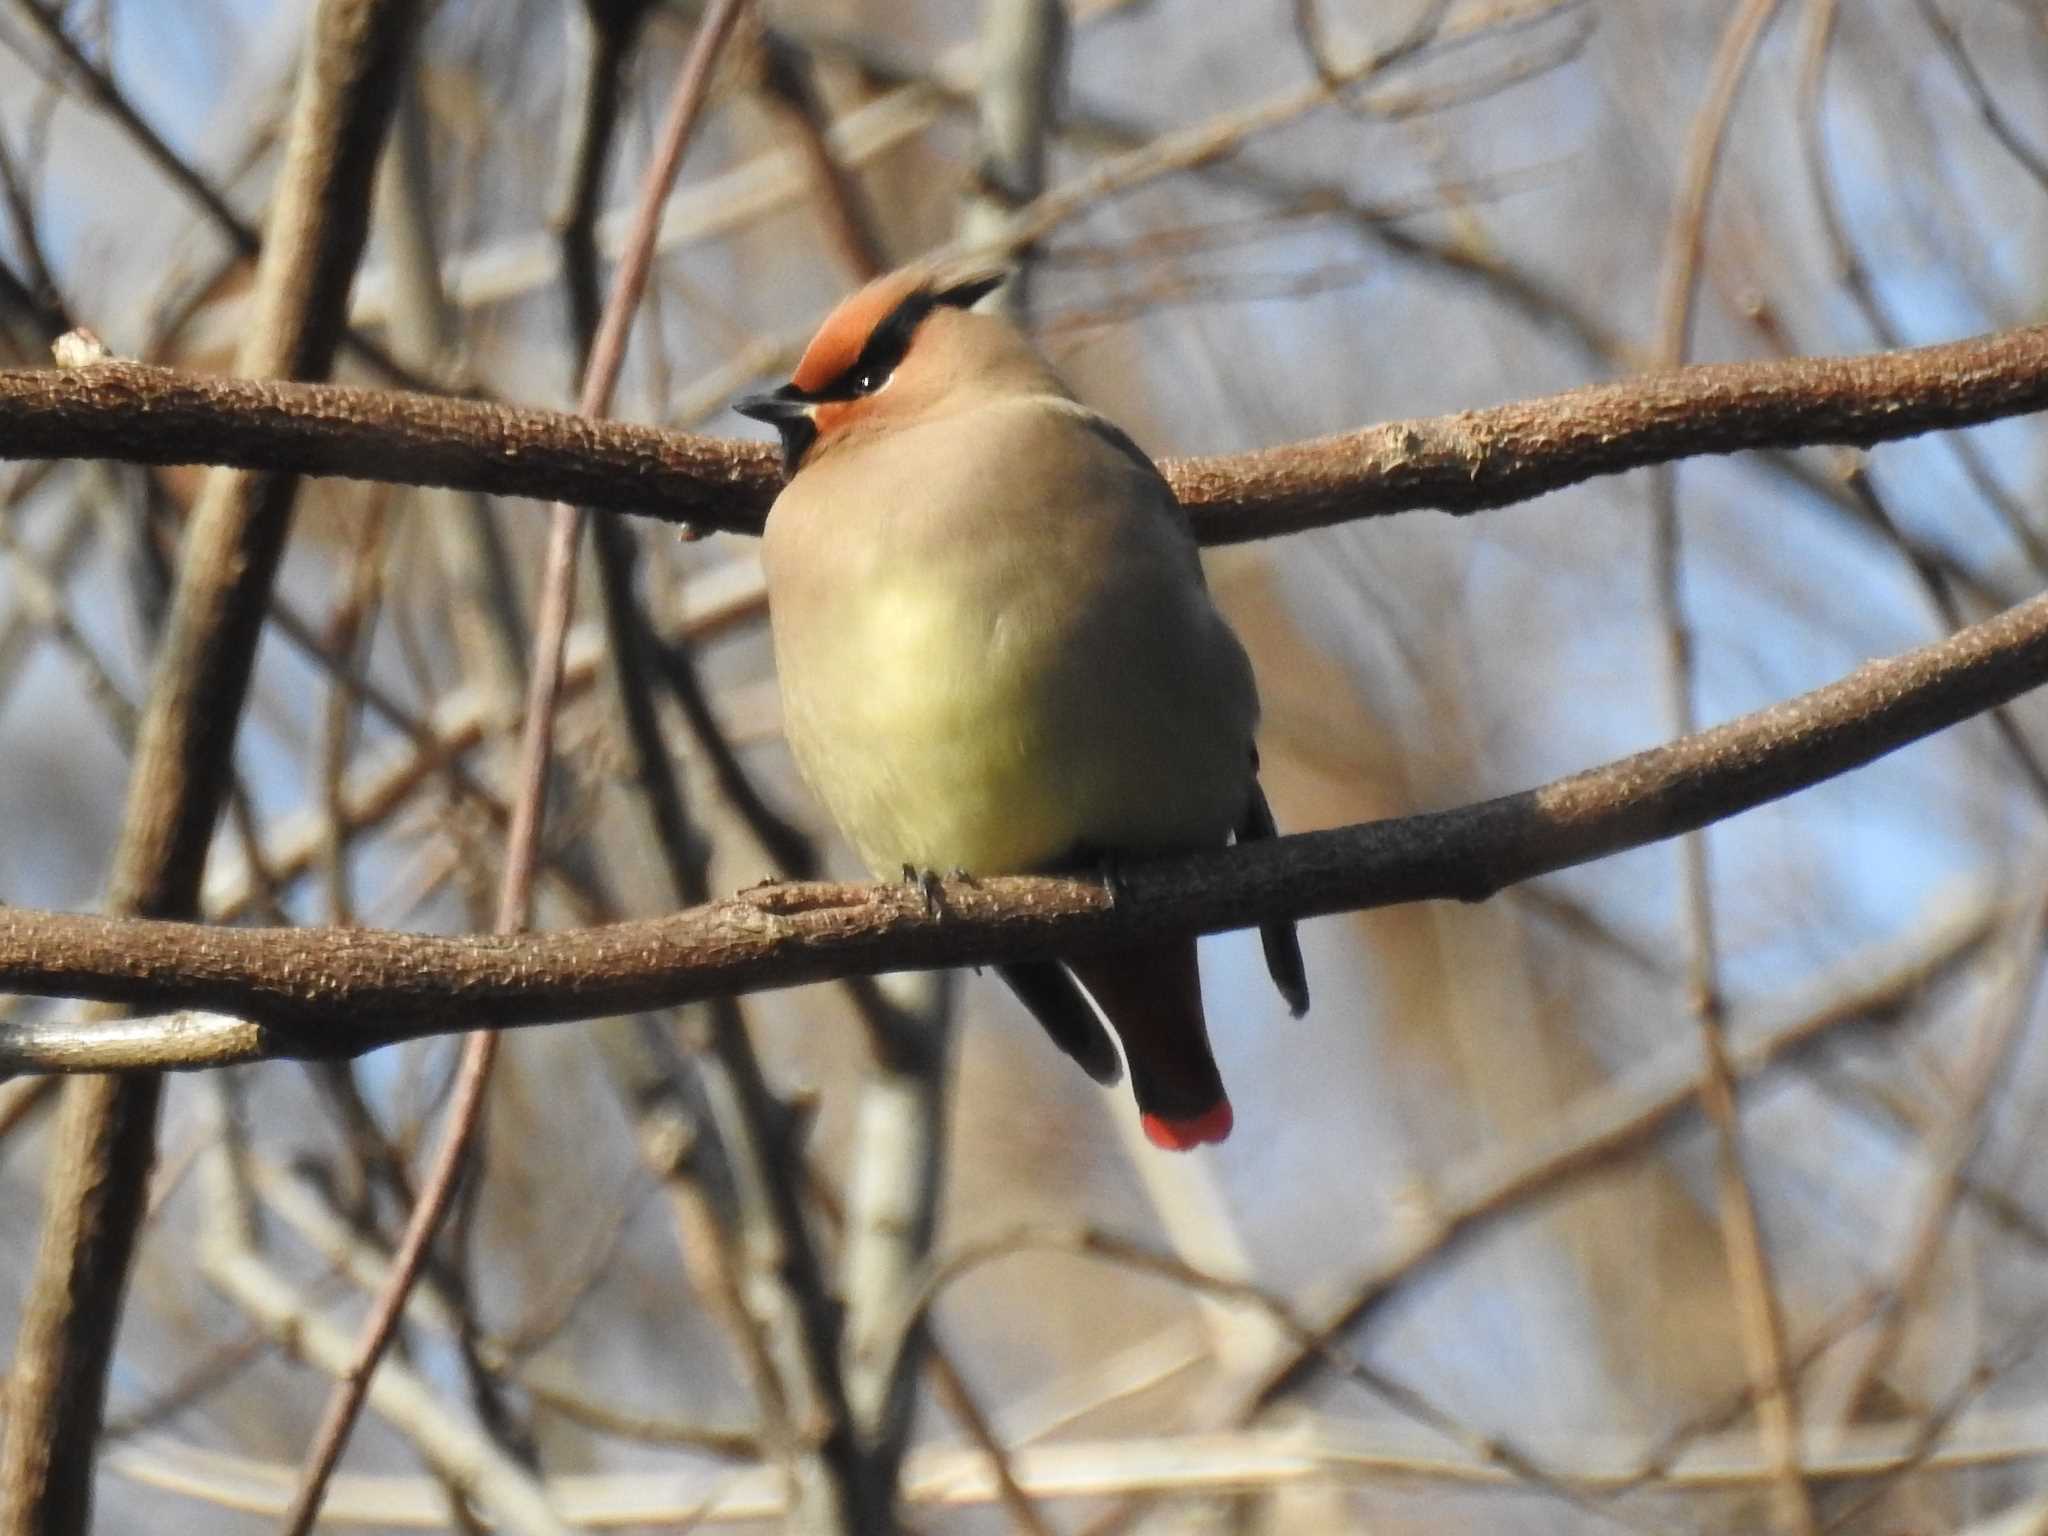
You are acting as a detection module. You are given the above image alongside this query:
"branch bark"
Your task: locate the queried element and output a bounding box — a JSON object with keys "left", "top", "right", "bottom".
{"left": 4, "top": 576, "right": 2047, "bottom": 1066}
{"left": 2, "top": 321, "right": 2048, "bottom": 541}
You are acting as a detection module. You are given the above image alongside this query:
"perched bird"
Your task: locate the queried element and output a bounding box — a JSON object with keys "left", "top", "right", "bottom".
{"left": 736, "top": 263, "right": 1307, "bottom": 1151}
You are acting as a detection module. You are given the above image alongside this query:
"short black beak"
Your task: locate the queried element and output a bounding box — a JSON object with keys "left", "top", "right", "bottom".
{"left": 733, "top": 386, "right": 814, "bottom": 425}
{"left": 736, "top": 384, "right": 821, "bottom": 476}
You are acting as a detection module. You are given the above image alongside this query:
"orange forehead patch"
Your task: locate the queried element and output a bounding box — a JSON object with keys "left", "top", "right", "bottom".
{"left": 789, "top": 268, "right": 929, "bottom": 393}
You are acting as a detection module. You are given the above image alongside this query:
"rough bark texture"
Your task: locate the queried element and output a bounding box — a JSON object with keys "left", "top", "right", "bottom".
{"left": 4, "top": 577, "right": 2045, "bottom": 1068}
{"left": 3, "top": 321, "right": 2047, "bottom": 541}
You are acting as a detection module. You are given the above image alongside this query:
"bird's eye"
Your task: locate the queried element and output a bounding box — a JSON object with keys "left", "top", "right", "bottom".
{"left": 851, "top": 365, "right": 886, "bottom": 394}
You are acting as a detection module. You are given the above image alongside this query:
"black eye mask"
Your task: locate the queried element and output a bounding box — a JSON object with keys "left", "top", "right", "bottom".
{"left": 733, "top": 272, "right": 1006, "bottom": 474}
{"left": 830, "top": 272, "right": 1005, "bottom": 398}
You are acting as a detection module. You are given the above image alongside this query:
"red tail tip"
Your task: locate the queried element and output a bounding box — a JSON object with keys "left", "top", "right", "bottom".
{"left": 1140, "top": 1100, "right": 1234, "bottom": 1151}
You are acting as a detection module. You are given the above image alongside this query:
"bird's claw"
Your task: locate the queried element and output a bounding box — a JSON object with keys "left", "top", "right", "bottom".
{"left": 903, "top": 864, "right": 947, "bottom": 916}
{"left": 1096, "top": 853, "right": 1128, "bottom": 907}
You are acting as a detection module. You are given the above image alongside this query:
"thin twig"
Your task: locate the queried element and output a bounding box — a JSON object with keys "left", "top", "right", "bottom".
{"left": 1795, "top": 0, "right": 2048, "bottom": 576}
{"left": 375, "top": 72, "right": 529, "bottom": 701}
{"left": 891, "top": 1225, "right": 1627, "bottom": 1520}
{"left": 555, "top": 6, "right": 867, "bottom": 1523}
{"left": 754, "top": 27, "right": 889, "bottom": 280}
{"left": 203, "top": 1242, "right": 572, "bottom": 1536}
{"left": 96, "top": 1400, "right": 2048, "bottom": 1524}
{"left": 1813, "top": 891, "right": 2048, "bottom": 1426}
{"left": 0, "top": 3, "right": 422, "bottom": 1527}
{"left": 1837, "top": 459, "right": 2048, "bottom": 803}
{"left": 958, "top": 0, "right": 1066, "bottom": 318}
{"left": 5, "top": 0, "right": 436, "bottom": 387}
{"left": 274, "top": 4, "right": 757, "bottom": 1528}
{"left": 1912, "top": 0, "right": 2048, "bottom": 201}
{"left": 1649, "top": 2, "right": 1813, "bottom": 1529}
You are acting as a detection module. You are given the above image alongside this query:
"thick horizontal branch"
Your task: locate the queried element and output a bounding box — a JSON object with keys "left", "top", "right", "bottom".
{"left": 0, "top": 359, "right": 780, "bottom": 531}
{"left": 6, "top": 582, "right": 2048, "bottom": 1070}
{"left": 3, "top": 323, "right": 2047, "bottom": 541}
{"left": 1178, "top": 320, "right": 2048, "bottom": 543}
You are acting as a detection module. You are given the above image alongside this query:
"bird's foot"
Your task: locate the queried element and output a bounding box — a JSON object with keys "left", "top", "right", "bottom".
{"left": 903, "top": 864, "right": 947, "bottom": 916}
{"left": 1095, "top": 852, "right": 1129, "bottom": 907}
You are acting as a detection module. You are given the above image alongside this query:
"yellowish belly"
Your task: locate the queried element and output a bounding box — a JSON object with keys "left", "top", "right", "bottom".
{"left": 779, "top": 578, "right": 1241, "bottom": 877}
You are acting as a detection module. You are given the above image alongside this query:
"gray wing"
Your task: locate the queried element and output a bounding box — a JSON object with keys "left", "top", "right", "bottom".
{"left": 1239, "top": 759, "right": 1310, "bottom": 1018}
{"left": 999, "top": 962, "right": 1124, "bottom": 1084}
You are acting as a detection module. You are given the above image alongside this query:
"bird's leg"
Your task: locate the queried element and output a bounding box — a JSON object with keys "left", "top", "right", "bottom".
{"left": 902, "top": 863, "right": 947, "bottom": 916}
{"left": 1072, "top": 844, "right": 1127, "bottom": 907}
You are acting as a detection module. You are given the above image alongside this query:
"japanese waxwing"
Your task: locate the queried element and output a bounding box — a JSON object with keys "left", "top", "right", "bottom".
{"left": 736, "top": 262, "right": 1307, "bottom": 1151}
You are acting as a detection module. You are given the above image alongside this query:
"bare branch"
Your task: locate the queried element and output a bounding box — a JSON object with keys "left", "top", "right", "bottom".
{"left": 754, "top": 27, "right": 890, "bottom": 281}
{"left": 1251, "top": 891, "right": 2001, "bottom": 1412}
{"left": 4, "top": 321, "right": 2048, "bottom": 542}
{"left": 1815, "top": 893, "right": 2048, "bottom": 1426}
{"left": 202, "top": 1243, "right": 573, "bottom": 1536}
{"left": 7, "top": 0, "right": 259, "bottom": 257}
{"left": 3, "top": 580, "right": 2046, "bottom": 1060}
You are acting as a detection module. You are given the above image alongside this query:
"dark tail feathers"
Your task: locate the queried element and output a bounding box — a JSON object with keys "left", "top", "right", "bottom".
{"left": 1068, "top": 940, "right": 1232, "bottom": 1150}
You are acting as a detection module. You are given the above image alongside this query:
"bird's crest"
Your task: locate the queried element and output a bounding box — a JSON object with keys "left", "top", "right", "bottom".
{"left": 788, "top": 265, "right": 1007, "bottom": 395}
{"left": 734, "top": 263, "right": 1011, "bottom": 474}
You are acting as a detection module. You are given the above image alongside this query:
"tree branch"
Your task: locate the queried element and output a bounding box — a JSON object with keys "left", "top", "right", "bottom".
{"left": 3, "top": 321, "right": 2048, "bottom": 540}
{"left": 5, "top": 577, "right": 2047, "bottom": 1068}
